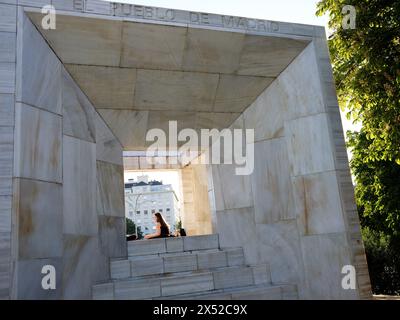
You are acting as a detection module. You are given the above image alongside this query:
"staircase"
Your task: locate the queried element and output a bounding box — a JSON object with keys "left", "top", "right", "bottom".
{"left": 92, "top": 234, "right": 298, "bottom": 300}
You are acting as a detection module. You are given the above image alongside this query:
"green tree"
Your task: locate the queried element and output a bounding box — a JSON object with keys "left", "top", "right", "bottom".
{"left": 126, "top": 218, "right": 143, "bottom": 239}
{"left": 317, "top": 0, "right": 400, "bottom": 164}
{"left": 316, "top": 0, "right": 400, "bottom": 293}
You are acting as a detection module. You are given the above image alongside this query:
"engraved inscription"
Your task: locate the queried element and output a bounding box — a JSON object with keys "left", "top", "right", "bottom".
{"left": 73, "top": 0, "right": 84, "bottom": 12}
{"left": 70, "top": 1, "right": 280, "bottom": 33}
{"left": 189, "top": 12, "right": 210, "bottom": 25}
{"left": 113, "top": 3, "right": 175, "bottom": 21}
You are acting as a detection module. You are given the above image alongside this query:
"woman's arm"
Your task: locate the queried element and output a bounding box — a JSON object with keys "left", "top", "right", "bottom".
{"left": 144, "top": 223, "right": 161, "bottom": 239}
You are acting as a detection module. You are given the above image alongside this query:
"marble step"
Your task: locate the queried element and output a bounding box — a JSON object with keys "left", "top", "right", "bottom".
{"left": 156, "top": 284, "right": 298, "bottom": 300}
{"left": 92, "top": 265, "right": 271, "bottom": 300}
{"left": 127, "top": 234, "right": 219, "bottom": 257}
{"left": 111, "top": 247, "right": 245, "bottom": 279}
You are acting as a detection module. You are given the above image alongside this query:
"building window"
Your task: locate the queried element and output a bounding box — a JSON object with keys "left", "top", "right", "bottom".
{"left": 151, "top": 209, "right": 155, "bottom": 214}
{"left": 166, "top": 208, "right": 170, "bottom": 212}
{"left": 144, "top": 210, "right": 148, "bottom": 215}
{"left": 136, "top": 211, "right": 140, "bottom": 215}
{"left": 159, "top": 209, "right": 163, "bottom": 213}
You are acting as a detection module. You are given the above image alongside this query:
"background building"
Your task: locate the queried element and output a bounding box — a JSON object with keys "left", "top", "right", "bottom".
{"left": 125, "top": 175, "right": 179, "bottom": 235}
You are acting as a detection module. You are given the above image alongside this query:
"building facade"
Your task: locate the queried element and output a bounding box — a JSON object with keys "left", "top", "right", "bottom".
{"left": 125, "top": 176, "right": 179, "bottom": 235}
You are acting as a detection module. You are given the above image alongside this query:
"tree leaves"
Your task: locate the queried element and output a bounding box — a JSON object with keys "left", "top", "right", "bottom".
{"left": 317, "top": 0, "right": 400, "bottom": 238}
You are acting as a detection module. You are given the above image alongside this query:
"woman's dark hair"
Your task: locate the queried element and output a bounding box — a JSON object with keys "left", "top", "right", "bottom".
{"left": 155, "top": 212, "right": 170, "bottom": 232}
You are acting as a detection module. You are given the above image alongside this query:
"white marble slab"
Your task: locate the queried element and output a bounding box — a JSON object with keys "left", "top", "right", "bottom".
{"left": 0, "top": 32, "right": 15, "bottom": 62}
{"left": 214, "top": 75, "right": 273, "bottom": 113}
{"left": 292, "top": 171, "right": 346, "bottom": 235}
{"left": 19, "top": 15, "right": 61, "bottom": 113}
{"left": 300, "top": 233, "right": 358, "bottom": 300}
{"left": 238, "top": 35, "right": 308, "bottom": 77}
{"left": 114, "top": 278, "right": 161, "bottom": 300}
{"left": 213, "top": 267, "right": 254, "bottom": 289}
{"left": 195, "top": 112, "right": 240, "bottom": 130}
{"left": 182, "top": 27, "right": 244, "bottom": 74}
{"left": 52, "top": 0, "right": 75, "bottom": 11}
{"left": 0, "top": 195, "right": 11, "bottom": 232}
{"left": 209, "top": 165, "right": 224, "bottom": 212}
{"left": 28, "top": 12, "right": 122, "bottom": 66}
{"left": 243, "top": 79, "right": 288, "bottom": 142}
{"left": 0, "top": 231, "right": 10, "bottom": 295}
{"left": 224, "top": 247, "right": 245, "bottom": 267}
{"left": 197, "top": 250, "right": 227, "bottom": 269}
{"left": 183, "top": 234, "right": 219, "bottom": 251}
{"left": 121, "top": 21, "right": 186, "bottom": 70}
{"left": 62, "top": 70, "right": 96, "bottom": 142}
{"left": 127, "top": 238, "right": 166, "bottom": 256}
{"left": 0, "top": 126, "right": 13, "bottom": 177}
{"left": 251, "top": 138, "right": 295, "bottom": 224}
{"left": 251, "top": 264, "right": 272, "bottom": 285}
{"left": 0, "top": 177, "right": 11, "bottom": 196}
{"left": 134, "top": 69, "right": 219, "bottom": 112}
{"left": 18, "top": 0, "right": 48, "bottom": 7}
{"left": 17, "top": 258, "right": 62, "bottom": 299}
{"left": 214, "top": 163, "right": 253, "bottom": 210}
{"left": 256, "top": 220, "right": 304, "bottom": 286}
{"left": 62, "top": 234, "right": 108, "bottom": 299}
{"left": 97, "top": 109, "right": 148, "bottom": 150}
{"left": 164, "top": 254, "right": 197, "bottom": 273}
{"left": 217, "top": 207, "right": 258, "bottom": 265}
{"left": 66, "top": 64, "right": 136, "bottom": 110}
{"left": 231, "top": 285, "right": 282, "bottom": 300}
{"left": 98, "top": 216, "right": 127, "bottom": 258}
{"left": 95, "top": 113, "right": 123, "bottom": 166}
{"left": 16, "top": 178, "right": 63, "bottom": 259}
{"left": 0, "top": 62, "right": 14, "bottom": 94}
{"left": 165, "top": 237, "right": 183, "bottom": 253}
{"left": 92, "top": 283, "right": 114, "bottom": 300}
{"left": 285, "top": 113, "right": 335, "bottom": 176}
{"left": 111, "top": 259, "right": 130, "bottom": 280}
{"left": 161, "top": 273, "right": 214, "bottom": 296}
{"left": 63, "top": 135, "right": 97, "bottom": 236}
{"left": 277, "top": 43, "right": 326, "bottom": 119}
{"left": 131, "top": 256, "right": 164, "bottom": 276}
{"left": 0, "top": 4, "right": 16, "bottom": 33}
{"left": 96, "top": 161, "right": 125, "bottom": 217}
{"left": 0, "top": 94, "right": 14, "bottom": 126}
{"left": 14, "top": 103, "right": 62, "bottom": 183}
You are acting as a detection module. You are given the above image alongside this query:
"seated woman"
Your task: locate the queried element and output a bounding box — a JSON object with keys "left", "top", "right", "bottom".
{"left": 144, "top": 212, "right": 170, "bottom": 239}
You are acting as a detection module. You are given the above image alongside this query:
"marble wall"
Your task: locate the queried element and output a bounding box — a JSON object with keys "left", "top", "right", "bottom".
{"left": 210, "top": 41, "right": 372, "bottom": 299}
{"left": 180, "top": 165, "right": 213, "bottom": 236}
{"left": 0, "top": 0, "right": 16, "bottom": 300}
{"left": 10, "top": 11, "right": 126, "bottom": 299}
